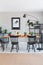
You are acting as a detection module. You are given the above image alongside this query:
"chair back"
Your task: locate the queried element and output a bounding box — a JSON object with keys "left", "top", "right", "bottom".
{"left": 2, "top": 33, "right": 9, "bottom": 42}
{"left": 3, "top": 33, "right": 8, "bottom": 36}
{"left": 28, "top": 36, "right": 36, "bottom": 43}
{"left": 0, "top": 33, "right": 4, "bottom": 41}
{"left": 10, "top": 36, "right": 18, "bottom": 42}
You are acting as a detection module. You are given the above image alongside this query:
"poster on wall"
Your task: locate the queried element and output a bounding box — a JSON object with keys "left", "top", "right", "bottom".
{"left": 11, "top": 17, "right": 20, "bottom": 29}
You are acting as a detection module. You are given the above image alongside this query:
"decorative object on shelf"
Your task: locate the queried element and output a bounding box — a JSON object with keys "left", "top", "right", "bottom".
{"left": 34, "top": 25, "right": 40, "bottom": 29}
{"left": 34, "top": 21, "right": 40, "bottom": 29}
{"left": 24, "top": 32, "right": 27, "bottom": 36}
{"left": 36, "top": 21, "right": 39, "bottom": 25}
{"left": 11, "top": 17, "right": 20, "bottom": 29}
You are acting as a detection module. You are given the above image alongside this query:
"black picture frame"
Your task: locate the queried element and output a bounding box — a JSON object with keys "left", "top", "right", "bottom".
{"left": 11, "top": 17, "right": 20, "bottom": 29}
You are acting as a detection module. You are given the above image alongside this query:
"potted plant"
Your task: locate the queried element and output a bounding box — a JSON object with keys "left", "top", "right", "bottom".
{"left": 8, "top": 32, "right": 12, "bottom": 36}
{"left": 34, "top": 21, "right": 40, "bottom": 29}
{"left": 17, "top": 32, "right": 21, "bottom": 36}
{"left": 30, "top": 32, "right": 33, "bottom": 36}
{"left": 24, "top": 32, "right": 27, "bottom": 36}
{"left": 4, "top": 29, "right": 7, "bottom": 33}
{"left": 17, "top": 32, "right": 19, "bottom": 35}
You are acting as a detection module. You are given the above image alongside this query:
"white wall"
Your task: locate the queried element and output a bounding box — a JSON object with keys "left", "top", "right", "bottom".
{"left": 0, "top": 12, "right": 43, "bottom": 34}
{"left": 0, "top": 0, "right": 43, "bottom": 12}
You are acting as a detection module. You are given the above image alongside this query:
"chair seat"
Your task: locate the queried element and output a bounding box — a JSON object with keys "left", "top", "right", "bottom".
{"left": 37, "top": 48, "right": 43, "bottom": 50}
{"left": 27, "top": 42, "right": 36, "bottom": 45}
{"left": 11, "top": 42, "right": 18, "bottom": 45}
{"left": 10, "top": 36, "right": 19, "bottom": 52}
{"left": 0, "top": 39, "right": 2, "bottom": 42}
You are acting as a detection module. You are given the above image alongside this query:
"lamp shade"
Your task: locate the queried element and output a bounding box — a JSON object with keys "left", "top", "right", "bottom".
{"left": 27, "top": 20, "right": 30, "bottom": 23}
{"left": 23, "top": 14, "right": 26, "bottom": 18}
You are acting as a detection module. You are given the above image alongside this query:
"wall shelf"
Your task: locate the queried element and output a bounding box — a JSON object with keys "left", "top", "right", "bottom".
{"left": 29, "top": 23, "right": 43, "bottom": 44}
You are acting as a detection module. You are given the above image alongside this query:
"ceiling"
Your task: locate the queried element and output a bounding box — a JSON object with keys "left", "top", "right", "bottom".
{"left": 0, "top": 0, "right": 43, "bottom": 12}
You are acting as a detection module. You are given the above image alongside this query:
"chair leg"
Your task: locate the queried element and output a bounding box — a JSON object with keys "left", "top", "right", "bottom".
{"left": 27, "top": 43, "right": 28, "bottom": 50}
{"left": 10, "top": 44, "right": 14, "bottom": 52}
{"left": 28, "top": 44, "right": 30, "bottom": 52}
{"left": 33, "top": 44, "right": 35, "bottom": 52}
{"left": 32, "top": 44, "right": 34, "bottom": 49}
{"left": 38, "top": 44, "right": 40, "bottom": 48}
{"left": 1, "top": 44, "right": 4, "bottom": 51}
{"left": 6, "top": 43, "right": 8, "bottom": 48}
{"left": 18, "top": 44, "right": 19, "bottom": 50}
{"left": 16, "top": 44, "right": 18, "bottom": 52}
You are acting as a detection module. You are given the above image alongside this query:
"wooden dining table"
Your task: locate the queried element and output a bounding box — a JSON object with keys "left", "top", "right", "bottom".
{"left": 2, "top": 34, "right": 40, "bottom": 43}
{"left": 9, "top": 34, "right": 40, "bottom": 43}
{"left": 9, "top": 34, "right": 40, "bottom": 38}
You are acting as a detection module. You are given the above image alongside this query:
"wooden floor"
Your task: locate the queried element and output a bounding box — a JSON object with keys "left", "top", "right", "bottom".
{"left": 0, "top": 53, "right": 43, "bottom": 65}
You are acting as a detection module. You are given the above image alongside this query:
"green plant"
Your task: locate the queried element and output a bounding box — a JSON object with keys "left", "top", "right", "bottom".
{"left": 30, "top": 32, "right": 33, "bottom": 35}
{"left": 4, "top": 29, "right": 7, "bottom": 33}
{"left": 24, "top": 32, "right": 27, "bottom": 35}
{"left": 34, "top": 21, "right": 39, "bottom": 29}
{"left": 8, "top": 32, "right": 12, "bottom": 35}
{"left": 17, "top": 32, "right": 19, "bottom": 34}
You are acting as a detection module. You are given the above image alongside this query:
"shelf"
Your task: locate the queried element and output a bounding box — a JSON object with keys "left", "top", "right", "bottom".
{"left": 29, "top": 28, "right": 34, "bottom": 29}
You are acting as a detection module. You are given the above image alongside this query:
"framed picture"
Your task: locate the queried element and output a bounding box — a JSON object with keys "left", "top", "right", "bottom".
{"left": 11, "top": 17, "right": 20, "bottom": 29}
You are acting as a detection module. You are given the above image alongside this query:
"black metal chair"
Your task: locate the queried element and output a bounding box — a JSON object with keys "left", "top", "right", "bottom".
{"left": 1, "top": 33, "right": 9, "bottom": 51}
{"left": 37, "top": 33, "right": 43, "bottom": 51}
{"left": 0, "top": 33, "right": 4, "bottom": 51}
{"left": 10, "top": 35, "right": 19, "bottom": 52}
{"left": 27, "top": 36, "right": 36, "bottom": 52}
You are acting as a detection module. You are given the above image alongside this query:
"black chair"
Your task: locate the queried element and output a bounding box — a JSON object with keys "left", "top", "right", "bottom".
{"left": 0, "top": 33, "right": 4, "bottom": 51}
{"left": 1, "top": 33, "right": 9, "bottom": 51}
{"left": 27, "top": 36, "right": 36, "bottom": 52}
{"left": 10, "top": 35, "right": 19, "bottom": 52}
{"left": 37, "top": 33, "right": 43, "bottom": 51}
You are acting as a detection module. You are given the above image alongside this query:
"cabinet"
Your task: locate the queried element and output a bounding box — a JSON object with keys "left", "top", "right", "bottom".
{"left": 29, "top": 24, "right": 40, "bottom": 35}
